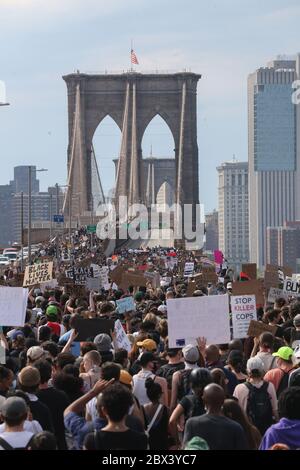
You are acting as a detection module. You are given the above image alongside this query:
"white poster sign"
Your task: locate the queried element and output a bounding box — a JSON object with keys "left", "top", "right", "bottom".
{"left": 231, "top": 295, "right": 257, "bottom": 339}
{"left": 184, "top": 262, "right": 194, "bottom": 277}
{"left": 116, "top": 297, "right": 136, "bottom": 313}
{"left": 267, "top": 288, "right": 287, "bottom": 304}
{"left": 167, "top": 295, "right": 230, "bottom": 348}
{"left": 0, "top": 287, "right": 29, "bottom": 327}
{"left": 283, "top": 279, "right": 300, "bottom": 296}
{"left": 40, "top": 279, "right": 58, "bottom": 292}
{"left": 114, "top": 320, "right": 131, "bottom": 352}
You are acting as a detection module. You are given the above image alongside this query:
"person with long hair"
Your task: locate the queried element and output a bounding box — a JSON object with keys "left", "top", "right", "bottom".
{"left": 223, "top": 399, "right": 261, "bottom": 449}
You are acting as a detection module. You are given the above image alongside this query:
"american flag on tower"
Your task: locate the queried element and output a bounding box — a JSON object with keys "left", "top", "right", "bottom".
{"left": 131, "top": 49, "right": 139, "bottom": 65}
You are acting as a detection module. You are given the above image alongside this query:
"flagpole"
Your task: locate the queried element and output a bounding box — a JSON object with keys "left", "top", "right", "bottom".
{"left": 130, "top": 39, "right": 133, "bottom": 72}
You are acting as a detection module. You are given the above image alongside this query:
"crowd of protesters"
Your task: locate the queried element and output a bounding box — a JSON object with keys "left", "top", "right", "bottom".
{"left": 1, "top": 228, "right": 300, "bottom": 450}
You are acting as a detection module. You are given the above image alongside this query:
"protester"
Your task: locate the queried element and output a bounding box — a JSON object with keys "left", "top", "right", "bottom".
{"left": 222, "top": 399, "right": 261, "bottom": 449}
{"left": 142, "top": 377, "right": 169, "bottom": 450}
{"left": 0, "top": 397, "right": 34, "bottom": 450}
{"left": 264, "top": 347, "right": 295, "bottom": 397}
{"left": 132, "top": 352, "right": 168, "bottom": 406}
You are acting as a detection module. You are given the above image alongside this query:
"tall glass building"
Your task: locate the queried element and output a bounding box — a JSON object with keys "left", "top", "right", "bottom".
{"left": 248, "top": 56, "right": 300, "bottom": 268}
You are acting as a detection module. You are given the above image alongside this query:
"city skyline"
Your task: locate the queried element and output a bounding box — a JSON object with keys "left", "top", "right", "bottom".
{"left": 1, "top": 1, "right": 300, "bottom": 212}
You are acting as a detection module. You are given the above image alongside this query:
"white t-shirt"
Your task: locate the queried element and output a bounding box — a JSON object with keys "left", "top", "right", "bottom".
{"left": 86, "top": 397, "right": 98, "bottom": 421}
{"left": 0, "top": 420, "right": 42, "bottom": 434}
{"left": 0, "top": 431, "right": 33, "bottom": 450}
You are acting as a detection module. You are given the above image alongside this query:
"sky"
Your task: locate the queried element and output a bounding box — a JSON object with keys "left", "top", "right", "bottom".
{"left": 0, "top": 0, "right": 300, "bottom": 212}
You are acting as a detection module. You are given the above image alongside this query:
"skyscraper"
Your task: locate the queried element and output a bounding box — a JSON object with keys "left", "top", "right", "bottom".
{"left": 248, "top": 55, "right": 300, "bottom": 268}
{"left": 217, "top": 161, "right": 249, "bottom": 272}
{"left": 205, "top": 210, "right": 219, "bottom": 252}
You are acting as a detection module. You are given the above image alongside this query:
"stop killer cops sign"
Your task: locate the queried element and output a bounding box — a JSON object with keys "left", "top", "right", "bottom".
{"left": 231, "top": 295, "right": 257, "bottom": 339}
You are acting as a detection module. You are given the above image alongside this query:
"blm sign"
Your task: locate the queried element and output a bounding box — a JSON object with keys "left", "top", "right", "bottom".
{"left": 283, "top": 279, "right": 300, "bottom": 296}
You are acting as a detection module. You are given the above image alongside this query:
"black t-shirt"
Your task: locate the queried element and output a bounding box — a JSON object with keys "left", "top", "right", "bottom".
{"left": 156, "top": 362, "right": 185, "bottom": 388}
{"left": 179, "top": 394, "right": 205, "bottom": 419}
{"left": 184, "top": 414, "right": 248, "bottom": 450}
{"left": 37, "top": 387, "right": 69, "bottom": 449}
{"left": 84, "top": 429, "right": 148, "bottom": 450}
{"left": 28, "top": 398, "right": 54, "bottom": 433}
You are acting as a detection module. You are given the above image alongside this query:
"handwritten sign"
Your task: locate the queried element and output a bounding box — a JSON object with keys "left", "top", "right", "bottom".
{"left": 184, "top": 262, "right": 194, "bottom": 277}
{"left": 283, "top": 279, "right": 300, "bottom": 296}
{"left": 231, "top": 295, "right": 257, "bottom": 339}
{"left": 268, "top": 287, "right": 288, "bottom": 303}
{"left": 114, "top": 320, "right": 131, "bottom": 352}
{"left": 247, "top": 320, "right": 277, "bottom": 338}
{"left": 116, "top": 296, "right": 136, "bottom": 314}
{"left": 23, "top": 262, "right": 53, "bottom": 287}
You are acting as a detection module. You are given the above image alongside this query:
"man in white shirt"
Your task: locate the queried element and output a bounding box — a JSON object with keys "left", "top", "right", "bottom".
{"left": 0, "top": 397, "right": 33, "bottom": 450}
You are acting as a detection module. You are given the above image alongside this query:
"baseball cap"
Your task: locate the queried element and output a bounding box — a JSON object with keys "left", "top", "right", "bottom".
{"left": 119, "top": 370, "right": 133, "bottom": 386}
{"left": 273, "top": 347, "right": 294, "bottom": 362}
{"left": 227, "top": 282, "right": 233, "bottom": 290}
{"left": 27, "top": 346, "right": 46, "bottom": 362}
{"left": 182, "top": 344, "right": 199, "bottom": 363}
{"left": 46, "top": 305, "right": 58, "bottom": 318}
{"left": 94, "top": 333, "right": 112, "bottom": 352}
{"left": 10, "top": 330, "right": 24, "bottom": 341}
{"left": 157, "top": 305, "right": 167, "bottom": 314}
{"left": 0, "top": 397, "right": 27, "bottom": 420}
{"left": 293, "top": 314, "right": 300, "bottom": 327}
{"left": 18, "top": 366, "right": 41, "bottom": 388}
{"left": 136, "top": 339, "right": 157, "bottom": 351}
{"left": 246, "top": 357, "right": 265, "bottom": 374}
{"left": 35, "top": 296, "right": 45, "bottom": 304}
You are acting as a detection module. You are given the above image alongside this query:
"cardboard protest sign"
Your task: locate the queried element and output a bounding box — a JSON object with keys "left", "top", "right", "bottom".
{"left": 242, "top": 264, "right": 257, "bottom": 280}
{"left": 231, "top": 295, "right": 257, "bottom": 339}
{"left": 187, "top": 281, "right": 197, "bottom": 297}
{"left": 23, "top": 262, "right": 53, "bottom": 287}
{"left": 232, "top": 280, "right": 264, "bottom": 305}
{"left": 116, "top": 296, "right": 136, "bottom": 314}
{"left": 0, "top": 287, "right": 28, "bottom": 327}
{"left": 40, "top": 279, "right": 59, "bottom": 292}
{"left": 73, "top": 317, "right": 114, "bottom": 342}
{"left": 109, "top": 265, "right": 126, "bottom": 285}
{"left": 283, "top": 279, "right": 300, "bottom": 296}
{"left": 201, "top": 267, "right": 218, "bottom": 284}
{"left": 268, "top": 287, "right": 288, "bottom": 303}
{"left": 144, "top": 272, "right": 160, "bottom": 288}
{"left": 114, "top": 320, "right": 131, "bottom": 352}
{"left": 167, "top": 295, "right": 230, "bottom": 348}
{"left": 264, "top": 269, "right": 279, "bottom": 291}
{"left": 247, "top": 320, "right": 277, "bottom": 338}
{"left": 120, "top": 272, "right": 147, "bottom": 289}
{"left": 184, "top": 262, "right": 194, "bottom": 277}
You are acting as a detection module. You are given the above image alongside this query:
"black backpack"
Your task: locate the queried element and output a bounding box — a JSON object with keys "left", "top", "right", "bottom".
{"left": 0, "top": 436, "right": 34, "bottom": 451}
{"left": 245, "top": 381, "right": 273, "bottom": 434}
{"left": 177, "top": 369, "right": 192, "bottom": 400}
{"left": 276, "top": 371, "right": 290, "bottom": 398}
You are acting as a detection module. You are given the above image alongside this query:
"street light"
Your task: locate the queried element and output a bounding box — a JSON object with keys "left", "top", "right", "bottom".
{"left": 28, "top": 167, "right": 48, "bottom": 265}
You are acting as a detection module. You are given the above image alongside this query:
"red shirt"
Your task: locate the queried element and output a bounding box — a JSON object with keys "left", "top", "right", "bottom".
{"left": 47, "top": 321, "right": 61, "bottom": 337}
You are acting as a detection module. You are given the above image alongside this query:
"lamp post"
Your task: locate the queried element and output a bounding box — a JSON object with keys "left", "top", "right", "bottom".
{"left": 28, "top": 167, "right": 48, "bottom": 265}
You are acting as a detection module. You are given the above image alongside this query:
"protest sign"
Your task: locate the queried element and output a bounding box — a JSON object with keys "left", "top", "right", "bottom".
{"left": 242, "top": 264, "right": 257, "bottom": 280}
{"left": 283, "top": 279, "right": 300, "bottom": 296}
{"left": 201, "top": 267, "right": 218, "bottom": 284}
{"left": 23, "top": 262, "right": 53, "bottom": 287}
{"left": 116, "top": 296, "right": 136, "bottom": 313}
{"left": 109, "top": 265, "right": 126, "bottom": 285}
{"left": 268, "top": 287, "right": 288, "bottom": 303}
{"left": 90, "top": 264, "right": 102, "bottom": 278}
{"left": 264, "top": 270, "right": 279, "bottom": 291}
{"left": 65, "top": 266, "right": 93, "bottom": 285}
{"left": 0, "top": 287, "right": 29, "bottom": 327}
{"left": 184, "top": 262, "right": 194, "bottom": 277}
{"left": 144, "top": 271, "right": 160, "bottom": 288}
{"left": 114, "top": 320, "right": 132, "bottom": 353}
{"left": 86, "top": 277, "right": 102, "bottom": 291}
{"left": 73, "top": 317, "right": 114, "bottom": 342}
{"left": 120, "top": 272, "right": 147, "bottom": 289}
{"left": 214, "top": 250, "right": 223, "bottom": 265}
{"left": 231, "top": 295, "right": 257, "bottom": 339}
{"left": 187, "top": 281, "right": 197, "bottom": 297}
{"left": 40, "top": 279, "right": 58, "bottom": 292}
{"left": 167, "top": 295, "right": 230, "bottom": 348}
{"left": 247, "top": 320, "right": 277, "bottom": 338}
{"left": 232, "top": 280, "right": 264, "bottom": 305}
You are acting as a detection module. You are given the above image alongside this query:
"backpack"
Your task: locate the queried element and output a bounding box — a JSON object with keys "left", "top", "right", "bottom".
{"left": 276, "top": 370, "right": 290, "bottom": 398}
{"left": 0, "top": 436, "right": 34, "bottom": 451}
{"left": 245, "top": 381, "right": 273, "bottom": 434}
{"left": 177, "top": 369, "right": 192, "bottom": 400}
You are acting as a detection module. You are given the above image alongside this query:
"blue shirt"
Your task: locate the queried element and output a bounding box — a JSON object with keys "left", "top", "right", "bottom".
{"left": 64, "top": 411, "right": 106, "bottom": 449}
{"left": 58, "top": 330, "right": 80, "bottom": 357}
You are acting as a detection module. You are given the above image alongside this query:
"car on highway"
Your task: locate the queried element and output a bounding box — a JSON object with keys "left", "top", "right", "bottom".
{"left": 0, "top": 256, "right": 10, "bottom": 266}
